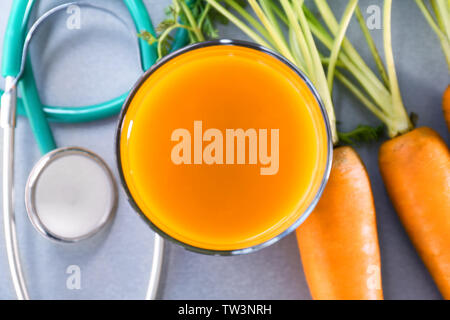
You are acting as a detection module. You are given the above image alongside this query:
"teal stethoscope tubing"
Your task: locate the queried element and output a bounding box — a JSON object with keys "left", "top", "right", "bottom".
{"left": 1, "top": 0, "right": 189, "bottom": 153}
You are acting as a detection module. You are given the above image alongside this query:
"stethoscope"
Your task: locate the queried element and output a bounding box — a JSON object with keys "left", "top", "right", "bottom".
{"left": 1, "top": 0, "right": 188, "bottom": 300}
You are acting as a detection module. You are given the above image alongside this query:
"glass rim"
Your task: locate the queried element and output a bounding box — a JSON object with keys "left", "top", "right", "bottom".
{"left": 115, "top": 39, "right": 333, "bottom": 256}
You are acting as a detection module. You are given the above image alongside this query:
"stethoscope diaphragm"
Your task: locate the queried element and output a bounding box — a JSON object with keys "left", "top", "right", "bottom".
{"left": 25, "top": 147, "right": 118, "bottom": 243}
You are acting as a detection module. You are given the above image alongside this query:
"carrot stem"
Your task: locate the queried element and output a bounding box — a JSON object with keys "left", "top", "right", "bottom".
{"left": 289, "top": 27, "right": 307, "bottom": 71}
{"left": 179, "top": 0, "right": 205, "bottom": 41}
{"left": 281, "top": 0, "right": 313, "bottom": 77}
{"left": 307, "top": 3, "right": 393, "bottom": 115}
{"left": 433, "top": 0, "right": 450, "bottom": 39}
{"left": 248, "top": 0, "right": 296, "bottom": 63}
{"left": 206, "top": 0, "right": 274, "bottom": 48}
{"left": 223, "top": 0, "right": 275, "bottom": 45}
{"left": 383, "top": 0, "right": 413, "bottom": 136}
{"left": 307, "top": 0, "right": 413, "bottom": 137}
{"left": 268, "top": 0, "right": 289, "bottom": 25}
{"left": 313, "top": 0, "right": 388, "bottom": 94}
{"left": 327, "top": 0, "right": 358, "bottom": 93}
{"left": 293, "top": 0, "right": 337, "bottom": 143}
{"left": 260, "top": 0, "right": 285, "bottom": 45}
{"left": 416, "top": 0, "right": 450, "bottom": 69}
{"left": 354, "top": 6, "right": 390, "bottom": 87}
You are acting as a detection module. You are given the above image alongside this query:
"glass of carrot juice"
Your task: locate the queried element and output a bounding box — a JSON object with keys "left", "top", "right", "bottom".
{"left": 116, "top": 40, "right": 332, "bottom": 255}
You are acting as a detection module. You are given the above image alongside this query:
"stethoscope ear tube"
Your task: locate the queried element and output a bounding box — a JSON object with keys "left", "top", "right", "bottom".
{"left": 1, "top": 0, "right": 35, "bottom": 78}
{"left": 1, "top": 76, "right": 29, "bottom": 300}
{"left": 1, "top": 0, "right": 33, "bottom": 300}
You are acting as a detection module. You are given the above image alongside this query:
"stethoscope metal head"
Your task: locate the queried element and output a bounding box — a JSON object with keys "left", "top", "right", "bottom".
{"left": 24, "top": 147, "right": 118, "bottom": 243}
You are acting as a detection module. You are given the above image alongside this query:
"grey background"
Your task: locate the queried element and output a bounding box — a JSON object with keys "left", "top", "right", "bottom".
{"left": 0, "top": 0, "right": 448, "bottom": 300}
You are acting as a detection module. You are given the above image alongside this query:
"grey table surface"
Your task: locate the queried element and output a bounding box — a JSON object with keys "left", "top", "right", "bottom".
{"left": 0, "top": 0, "right": 448, "bottom": 300}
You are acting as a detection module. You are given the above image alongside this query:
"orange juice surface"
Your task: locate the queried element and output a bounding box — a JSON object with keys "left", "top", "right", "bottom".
{"left": 119, "top": 44, "right": 329, "bottom": 251}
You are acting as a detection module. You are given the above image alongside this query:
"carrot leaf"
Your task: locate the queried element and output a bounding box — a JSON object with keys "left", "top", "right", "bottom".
{"left": 338, "top": 125, "right": 384, "bottom": 145}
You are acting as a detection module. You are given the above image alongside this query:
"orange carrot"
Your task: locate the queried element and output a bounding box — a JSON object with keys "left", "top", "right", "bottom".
{"left": 444, "top": 86, "right": 450, "bottom": 131}
{"left": 296, "top": 146, "right": 383, "bottom": 300}
{"left": 379, "top": 127, "right": 450, "bottom": 299}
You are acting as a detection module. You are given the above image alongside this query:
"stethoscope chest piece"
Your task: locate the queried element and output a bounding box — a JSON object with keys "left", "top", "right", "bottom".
{"left": 25, "top": 147, "right": 118, "bottom": 243}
